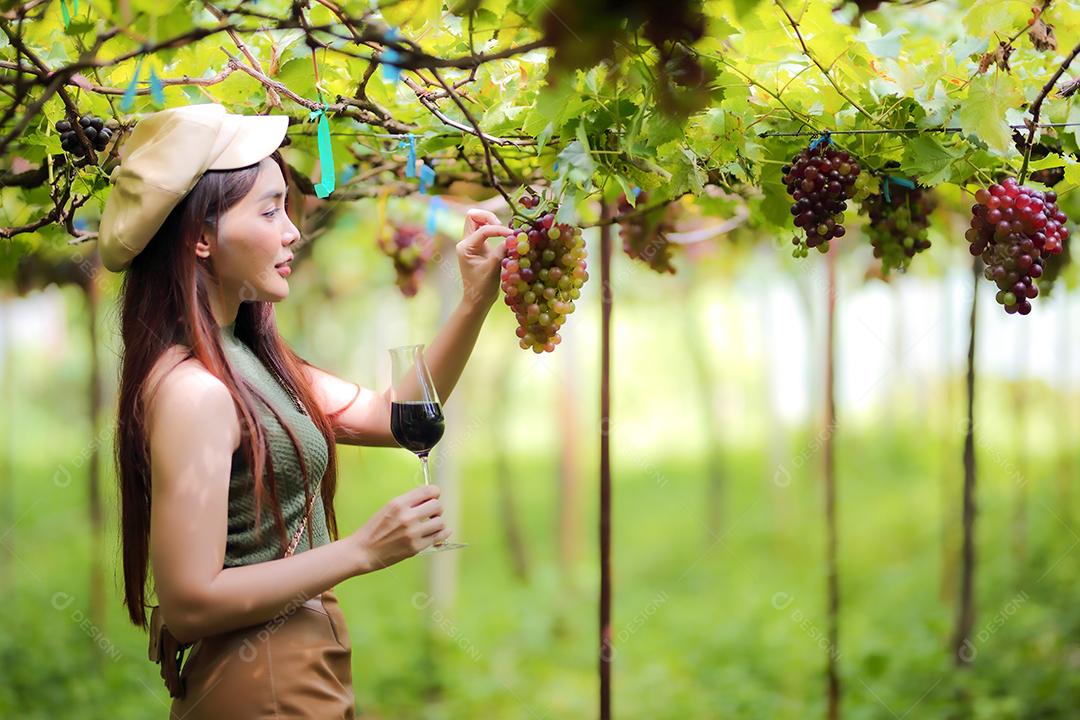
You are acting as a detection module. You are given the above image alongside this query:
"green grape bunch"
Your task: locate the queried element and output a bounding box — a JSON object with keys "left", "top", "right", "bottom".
{"left": 864, "top": 183, "right": 937, "bottom": 275}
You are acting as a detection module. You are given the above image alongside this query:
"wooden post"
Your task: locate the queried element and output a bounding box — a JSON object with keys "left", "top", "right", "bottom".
{"left": 599, "top": 202, "right": 613, "bottom": 720}
{"left": 0, "top": 292, "right": 13, "bottom": 578}
{"left": 824, "top": 243, "right": 840, "bottom": 720}
{"left": 952, "top": 258, "right": 979, "bottom": 667}
{"left": 86, "top": 256, "right": 106, "bottom": 629}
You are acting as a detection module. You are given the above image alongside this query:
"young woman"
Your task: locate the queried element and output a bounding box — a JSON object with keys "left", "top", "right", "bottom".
{"left": 99, "top": 104, "right": 513, "bottom": 718}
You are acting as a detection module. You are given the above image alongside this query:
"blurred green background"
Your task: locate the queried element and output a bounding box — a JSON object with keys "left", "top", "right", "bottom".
{"left": 1, "top": 208, "right": 1078, "bottom": 719}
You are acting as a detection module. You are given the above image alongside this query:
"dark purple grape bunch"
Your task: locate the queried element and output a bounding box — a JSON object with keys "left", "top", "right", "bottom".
{"left": 617, "top": 191, "right": 678, "bottom": 274}
{"left": 782, "top": 141, "right": 860, "bottom": 257}
{"left": 865, "top": 181, "right": 937, "bottom": 274}
{"left": 500, "top": 210, "right": 587, "bottom": 353}
{"left": 56, "top": 114, "right": 115, "bottom": 157}
{"left": 967, "top": 177, "right": 1069, "bottom": 315}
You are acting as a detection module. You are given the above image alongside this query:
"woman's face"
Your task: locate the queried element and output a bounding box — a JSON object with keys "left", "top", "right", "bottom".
{"left": 200, "top": 157, "right": 300, "bottom": 303}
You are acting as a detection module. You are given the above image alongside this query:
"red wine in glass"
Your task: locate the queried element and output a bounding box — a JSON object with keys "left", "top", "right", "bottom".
{"left": 388, "top": 344, "right": 466, "bottom": 553}
{"left": 390, "top": 401, "right": 444, "bottom": 457}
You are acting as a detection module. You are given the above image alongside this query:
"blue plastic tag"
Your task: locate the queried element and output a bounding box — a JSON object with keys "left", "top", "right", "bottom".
{"left": 120, "top": 56, "right": 144, "bottom": 111}
{"left": 149, "top": 65, "right": 165, "bottom": 106}
{"left": 427, "top": 196, "right": 446, "bottom": 234}
{"left": 419, "top": 162, "right": 436, "bottom": 194}
{"left": 808, "top": 132, "right": 831, "bottom": 151}
{"left": 308, "top": 105, "right": 335, "bottom": 198}
{"left": 381, "top": 27, "right": 403, "bottom": 84}
{"left": 401, "top": 133, "right": 417, "bottom": 178}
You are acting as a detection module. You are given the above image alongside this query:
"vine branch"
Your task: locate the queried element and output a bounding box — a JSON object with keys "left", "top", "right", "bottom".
{"left": 773, "top": 0, "right": 876, "bottom": 123}
{"left": 1018, "top": 38, "right": 1080, "bottom": 184}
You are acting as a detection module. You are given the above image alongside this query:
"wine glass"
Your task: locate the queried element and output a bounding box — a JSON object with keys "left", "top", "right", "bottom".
{"left": 389, "top": 344, "right": 467, "bottom": 553}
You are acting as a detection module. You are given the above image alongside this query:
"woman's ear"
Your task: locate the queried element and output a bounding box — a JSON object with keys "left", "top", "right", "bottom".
{"left": 195, "top": 220, "right": 215, "bottom": 260}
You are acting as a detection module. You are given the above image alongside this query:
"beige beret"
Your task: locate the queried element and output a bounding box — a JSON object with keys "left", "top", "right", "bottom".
{"left": 98, "top": 103, "right": 289, "bottom": 272}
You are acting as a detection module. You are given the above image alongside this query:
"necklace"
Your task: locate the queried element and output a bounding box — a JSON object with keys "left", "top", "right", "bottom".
{"left": 273, "top": 369, "right": 308, "bottom": 416}
{"left": 288, "top": 389, "right": 309, "bottom": 417}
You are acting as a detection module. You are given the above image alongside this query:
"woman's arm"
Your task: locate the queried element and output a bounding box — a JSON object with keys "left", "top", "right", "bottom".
{"left": 304, "top": 298, "right": 496, "bottom": 447}
{"left": 306, "top": 208, "right": 512, "bottom": 447}
{"left": 147, "top": 361, "right": 447, "bottom": 643}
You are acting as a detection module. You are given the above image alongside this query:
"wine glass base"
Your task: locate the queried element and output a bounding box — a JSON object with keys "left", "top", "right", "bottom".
{"left": 418, "top": 542, "right": 468, "bottom": 554}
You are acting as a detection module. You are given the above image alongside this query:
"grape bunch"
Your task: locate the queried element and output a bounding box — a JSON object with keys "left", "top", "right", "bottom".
{"left": 56, "top": 114, "right": 114, "bottom": 157}
{"left": 616, "top": 191, "right": 678, "bottom": 274}
{"left": 864, "top": 184, "right": 937, "bottom": 274}
{"left": 500, "top": 211, "right": 588, "bottom": 353}
{"left": 377, "top": 224, "right": 434, "bottom": 297}
{"left": 966, "top": 178, "right": 1070, "bottom": 315}
{"left": 782, "top": 144, "right": 860, "bottom": 256}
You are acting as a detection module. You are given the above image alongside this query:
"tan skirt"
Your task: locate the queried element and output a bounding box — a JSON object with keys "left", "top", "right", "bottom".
{"left": 169, "top": 588, "right": 355, "bottom": 719}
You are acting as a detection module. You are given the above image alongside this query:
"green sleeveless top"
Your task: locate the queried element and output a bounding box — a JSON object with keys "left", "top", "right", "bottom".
{"left": 219, "top": 322, "right": 331, "bottom": 568}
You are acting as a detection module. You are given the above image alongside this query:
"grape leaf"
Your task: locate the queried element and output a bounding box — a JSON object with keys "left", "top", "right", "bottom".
{"left": 556, "top": 140, "right": 595, "bottom": 187}
{"left": 901, "top": 136, "right": 962, "bottom": 186}
{"left": 956, "top": 74, "right": 1020, "bottom": 156}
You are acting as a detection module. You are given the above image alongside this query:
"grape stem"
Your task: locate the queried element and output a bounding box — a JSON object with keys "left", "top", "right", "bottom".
{"left": 759, "top": 122, "right": 1080, "bottom": 138}
{"left": 585, "top": 194, "right": 690, "bottom": 228}
{"left": 1018, "top": 39, "right": 1080, "bottom": 185}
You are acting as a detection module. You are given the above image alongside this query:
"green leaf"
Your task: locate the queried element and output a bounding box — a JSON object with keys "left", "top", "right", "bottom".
{"left": 380, "top": 0, "right": 442, "bottom": 31}
{"left": 963, "top": 0, "right": 1024, "bottom": 37}
{"left": 556, "top": 140, "right": 595, "bottom": 187}
{"left": 64, "top": 20, "right": 94, "bottom": 36}
{"left": 614, "top": 174, "right": 636, "bottom": 206}
{"left": 555, "top": 187, "right": 579, "bottom": 224}
{"left": 1064, "top": 163, "right": 1080, "bottom": 188}
{"left": 732, "top": 0, "right": 764, "bottom": 19}
{"left": 575, "top": 121, "right": 591, "bottom": 155}
{"left": 522, "top": 76, "right": 583, "bottom": 136}
{"left": 536, "top": 121, "right": 555, "bottom": 155}
{"left": 901, "top": 135, "right": 962, "bottom": 186}
{"left": 956, "top": 74, "right": 1020, "bottom": 157}
{"left": 1068, "top": 102, "right": 1080, "bottom": 149}
{"left": 760, "top": 177, "right": 792, "bottom": 230}
{"left": 950, "top": 35, "right": 987, "bottom": 63}
{"left": 1026, "top": 155, "right": 1075, "bottom": 172}
{"left": 666, "top": 147, "right": 705, "bottom": 196}
{"left": 23, "top": 129, "right": 61, "bottom": 155}
{"left": 860, "top": 28, "right": 907, "bottom": 59}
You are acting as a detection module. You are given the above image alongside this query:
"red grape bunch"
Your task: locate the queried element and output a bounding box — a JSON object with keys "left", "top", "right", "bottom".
{"left": 55, "top": 114, "right": 115, "bottom": 158}
{"left": 377, "top": 224, "right": 434, "bottom": 297}
{"left": 782, "top": 143, "right": 860, "bottom": 257}
{"left": 616, "top": 191, "right": 678, "bottom": 274}
{"left": 966, "top": 178, "right": 1069, "bottom": 315}
{"left": 864, "top": 183, "right": 937, "bottom": 274}
{"left": 500, "top": 210, "right": 588, "bottom": 353}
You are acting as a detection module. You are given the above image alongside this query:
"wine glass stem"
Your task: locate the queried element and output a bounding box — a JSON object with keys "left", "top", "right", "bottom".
{"left": 420, "top": 454, "right": 430, "bottom": 485}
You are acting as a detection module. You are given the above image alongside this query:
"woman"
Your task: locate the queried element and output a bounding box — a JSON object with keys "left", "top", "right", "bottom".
{"left": 99, "top": 104, "right": 513, "bottom": 718}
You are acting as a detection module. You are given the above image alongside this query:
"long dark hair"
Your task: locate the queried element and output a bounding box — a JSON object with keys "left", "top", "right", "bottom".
{"left": 114, "top": 150, "right": 342, "bottom": 629}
